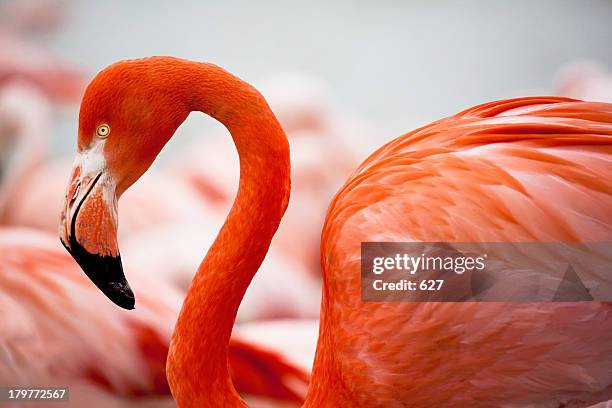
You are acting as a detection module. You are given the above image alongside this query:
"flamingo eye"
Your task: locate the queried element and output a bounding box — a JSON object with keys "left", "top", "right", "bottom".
{"left": 96, "top": 124, "right": 110, "bottom": 138}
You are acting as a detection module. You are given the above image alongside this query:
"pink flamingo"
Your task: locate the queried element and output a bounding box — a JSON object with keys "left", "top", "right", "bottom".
{"left": 117, "top": 74, "right": 357, "bottom": 320}
{"left": 59, "top": 57, "right": 612, "bottom": 407}
{"left": 0, "top": 227, "right": 308, "bottom": 406}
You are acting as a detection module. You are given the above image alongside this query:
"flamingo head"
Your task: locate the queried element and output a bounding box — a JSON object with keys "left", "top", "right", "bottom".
{"left": 59, "top": 58, "right": 191, "bottom": 309}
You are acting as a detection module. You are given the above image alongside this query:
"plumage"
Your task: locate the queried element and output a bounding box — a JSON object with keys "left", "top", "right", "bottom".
{"left": 314, "top": 97, "right": 612, "bottom": 407}
{"left": 0, "top": 227, "right": 308, "bottom": 406}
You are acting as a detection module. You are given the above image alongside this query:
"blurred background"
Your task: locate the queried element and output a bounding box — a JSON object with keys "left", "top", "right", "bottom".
{"left": 22, "top": 0, "right": 612, "bottom": 151}
{"left": 1, "top": 0, "right": 611, "bottom": 407}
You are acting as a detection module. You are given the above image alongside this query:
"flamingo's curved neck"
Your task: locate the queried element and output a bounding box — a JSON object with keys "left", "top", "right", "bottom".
{"left": 165, "top": 62, "right": 291, "bottom": 407}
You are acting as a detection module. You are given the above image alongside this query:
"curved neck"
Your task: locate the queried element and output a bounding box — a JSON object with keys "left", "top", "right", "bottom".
{"left": 165, "top": 61, "right": 291, "bottom": 407}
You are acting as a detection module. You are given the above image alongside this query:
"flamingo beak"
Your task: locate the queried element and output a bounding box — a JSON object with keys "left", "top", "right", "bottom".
{"left": 59, "top": 158, "right": 135, "bottom": 310}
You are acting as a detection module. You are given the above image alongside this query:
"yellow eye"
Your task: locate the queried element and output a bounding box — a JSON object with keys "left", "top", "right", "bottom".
{"left": 96, "top": 124, "right": 110, "bottom": 138}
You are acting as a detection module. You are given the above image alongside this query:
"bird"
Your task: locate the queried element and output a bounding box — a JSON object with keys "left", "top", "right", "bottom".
{"left": 58, "top": 56, "right": 612, "bottom": 407}
{"left": 0, "top": 227, "right": 309, "bottom": 407}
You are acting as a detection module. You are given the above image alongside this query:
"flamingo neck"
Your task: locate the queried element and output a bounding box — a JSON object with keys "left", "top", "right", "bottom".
{"left": 165, "top": 62, "right": 291, "bottom": 407}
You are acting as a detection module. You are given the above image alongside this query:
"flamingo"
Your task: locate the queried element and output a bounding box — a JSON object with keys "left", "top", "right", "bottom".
{"left": 0, "top": 227, "right": 308, "bottom": 407}
{"left": 58, "top": 57, "right": 612, "bottom": 407}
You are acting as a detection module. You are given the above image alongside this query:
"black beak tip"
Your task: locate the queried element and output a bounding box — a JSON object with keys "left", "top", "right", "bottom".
{"left": 81, "top": 252, "right": 136, "bottom": 310}
{"left": 103, "top": 281, "right": 135, "bottom": 310}
{"left": 66, "top": 236, "right": 136, "bottom": 310}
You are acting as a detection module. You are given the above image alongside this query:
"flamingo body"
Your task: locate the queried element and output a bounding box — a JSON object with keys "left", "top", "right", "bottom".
{"left": 0, "top": 228, "right": 176, "bottom": 397}
{"left": 312, "top": 97, "right": 612, "bottom": 407}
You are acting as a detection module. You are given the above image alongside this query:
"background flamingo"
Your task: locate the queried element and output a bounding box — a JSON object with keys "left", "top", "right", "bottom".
{"left": 0, "top": 227, "right": 309, "bottom": 407}
{"left": 59, "top": 57, "right": 612, "bottom": 407}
